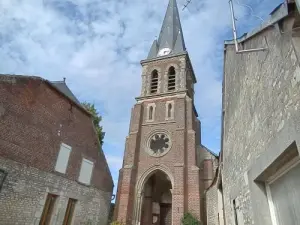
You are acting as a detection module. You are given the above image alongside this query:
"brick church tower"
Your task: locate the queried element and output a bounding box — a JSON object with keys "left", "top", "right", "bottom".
{"left": 114, "top": 0, "right": 217, "bottom": 224}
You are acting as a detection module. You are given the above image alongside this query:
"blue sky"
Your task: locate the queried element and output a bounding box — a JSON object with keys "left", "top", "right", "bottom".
{"left": 0, "top": 0, "right": 283, "bottom": 194}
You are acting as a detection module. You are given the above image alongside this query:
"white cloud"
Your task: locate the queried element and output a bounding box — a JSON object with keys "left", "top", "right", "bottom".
{"left": 106, "top": 155, "right": 123, "bottom": 169}
{"left": 0, "top": 0, "right": 283, "bottom": 192}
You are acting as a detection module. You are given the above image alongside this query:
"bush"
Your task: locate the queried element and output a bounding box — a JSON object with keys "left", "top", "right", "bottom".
{"left": 110, "top": 221, "right": 124, "bottom": 225}
{"left": 181, "top": 212, "right": 202, "bottom": 225}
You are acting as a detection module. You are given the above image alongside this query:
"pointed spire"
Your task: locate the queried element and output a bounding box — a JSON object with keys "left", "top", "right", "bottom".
{"left": 147, "top": 0, "right": 186, "bottom": 59}
{"left": 148, "top": 40, "right": 158, "bottom": 59}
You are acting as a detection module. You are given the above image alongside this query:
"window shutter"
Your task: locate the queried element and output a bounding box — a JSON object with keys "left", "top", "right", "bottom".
{"left": 78, "top": 159, "right": 94, "bottom": 185}
{"left": 269, "top": 163, "right": 300, "bottom": 225}
{"left": 55, "top": 144, "right": 71, "bottom": 174}
{"left": 296, "top": 0, "right": 300, "bottom": 14}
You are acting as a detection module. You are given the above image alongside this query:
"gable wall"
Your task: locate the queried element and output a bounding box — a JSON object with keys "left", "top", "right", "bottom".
{"left": 222, "top": 16, "right": 300, "bottom": 225}
{"left": 0, "top": 76, "right": 113, "bottom": 192}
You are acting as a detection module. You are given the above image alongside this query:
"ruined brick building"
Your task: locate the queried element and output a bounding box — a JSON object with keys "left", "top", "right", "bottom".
{"left": 206, "top": 0, "right": 300, "bottom": 225}
{"left": 0, "top": 75, "right": 113, "bottom": 225}
{"left": 113, "top": 0, "right": 217, "bottom": 224}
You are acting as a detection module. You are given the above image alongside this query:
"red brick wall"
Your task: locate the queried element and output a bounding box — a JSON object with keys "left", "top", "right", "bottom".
{"left": 0, "top": 76, "right": 113, "bottom": 192}
{"left": 114, "top": 54, "right": 215, "bottom": 224}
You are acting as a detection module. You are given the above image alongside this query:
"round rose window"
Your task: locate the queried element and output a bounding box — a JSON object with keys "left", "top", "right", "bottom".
{"left": 146, "top": 132, "right": 172, "bottom": 157}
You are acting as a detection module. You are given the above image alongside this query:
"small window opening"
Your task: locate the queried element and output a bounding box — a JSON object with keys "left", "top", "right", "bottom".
{"left": 40, "top": 194, "right": 57, "bottom": 225}
{"left": 233, "top": 199, "right": 238, "bottom": 225}
{"left": 167, "top": 103, "right": 172, "bottom": 118}
{"left": 151, "top": 70, "right": 158, "bottom": 94}
{"left": 149, "top": 106, "right": 154, "bottom": 120}
{"left": 63, "top": 198, "right": 77, "bottom": 225}
{"left": 168, "top": 66, "right": 176, "bottom": 91}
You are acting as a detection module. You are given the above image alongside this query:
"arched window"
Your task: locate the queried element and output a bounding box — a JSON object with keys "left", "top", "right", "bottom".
{"left": 149, "top": 106, "right": 154, "bottom": 120}
{"left": 147, "top": 103, "right": 156, "bottom": 122}
{"left": 151, "top": 70, "right": 158, "bottom": 94}
{"left": 167, "top": 103, "right": 172, "bottom": 118}
{"left": 168, "top": 66, "right": 176, "bottom": 91}
{"left": 166, "top": 101, "right": 174, "bottom": 120}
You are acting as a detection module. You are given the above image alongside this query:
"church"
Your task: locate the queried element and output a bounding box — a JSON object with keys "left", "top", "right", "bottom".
{"left": 113, "top": 0, "right": 217, "bottom": 224}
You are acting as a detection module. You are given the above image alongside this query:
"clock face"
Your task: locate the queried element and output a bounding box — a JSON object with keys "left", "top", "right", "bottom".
{"left": 157, "top": 48, "right": 172, "bottom": 57}
{"left": 146, "top": 131, "right": 172, "bottom": 157}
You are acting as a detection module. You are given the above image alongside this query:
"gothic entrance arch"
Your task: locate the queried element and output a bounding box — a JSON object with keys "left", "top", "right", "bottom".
{"left": 134, "top": 166, "right": 173, "bottom": 225}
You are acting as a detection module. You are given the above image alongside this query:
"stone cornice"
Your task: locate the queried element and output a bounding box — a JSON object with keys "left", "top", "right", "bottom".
{"left": 135, "top": 90, "right": 187, "bottom": 101}
{"left": 142, "top": 120, "right": 176, "bottom": 126}
{"left": 140, "top": 52, "right": 188, "bottom": 64}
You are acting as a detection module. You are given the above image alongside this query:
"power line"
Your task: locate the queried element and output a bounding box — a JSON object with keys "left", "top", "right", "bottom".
{"left": 182, "top": 0, "right": 192, "bottom": 11}
{"left": 234, "top": 0, "right": 264, "bottom": 22}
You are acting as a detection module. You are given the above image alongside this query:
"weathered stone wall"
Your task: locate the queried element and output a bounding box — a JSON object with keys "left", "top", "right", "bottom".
{"left": 0, "top": 157, "right": 111, "bottom": 225}
{"left": 222, "top": 16, "right": 300, "bottom": 225}
{"left": 206, "top": 187, "right": 218, "bottom": 225}
{"left": 202, "top": 149, "right": 219, "bottom": 225}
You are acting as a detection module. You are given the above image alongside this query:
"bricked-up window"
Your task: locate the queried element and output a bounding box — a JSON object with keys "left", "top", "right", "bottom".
{"left": 55, "top": 143, "right": 72, "bottom": 174}
{"left": 151, "top": 70, "right": 159, "bottom": 94}
{"left": 39, "top": 194, "right": 57, "bottom": 225}
{"left": 78, "top": 158, "right": 94, "bottom": 185}
{"left": 168, "top": 66, "right": 176, "bottom": 91}
{"left": 63, "top": 198, "right": 77, "bottom": 225}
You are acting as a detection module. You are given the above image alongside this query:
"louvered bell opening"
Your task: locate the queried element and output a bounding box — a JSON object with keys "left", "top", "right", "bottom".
{"left": 168, "top": 74, "right": 176, "bottom": 91}
{"left": 151, "top": 71, "right": 159, "bottom": 94}
{"left": 168, "top": 66, "right": 176, "bottom": 91}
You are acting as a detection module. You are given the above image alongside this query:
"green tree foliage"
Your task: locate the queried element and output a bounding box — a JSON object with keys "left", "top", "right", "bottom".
{"left": 181, "top": 212, "right": 202, "bottom": 225}
{"left": 110, "top": 221, "right": 124, "bottom": 225}
{"left": 81, "top": 102, "right": 105, "bottom": 146}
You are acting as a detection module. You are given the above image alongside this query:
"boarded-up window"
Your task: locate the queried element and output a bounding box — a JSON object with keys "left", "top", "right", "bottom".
{"left": 63, "top": 198, "right": 77, "bottom": 225}
{"left": 55, "top": 143, "right": 72, "bottom": 174}
{"left": 267, "top": 162, "right": 300, "bottom": 225}
{"left": 39, "top": 194, "right": 57, "bottom": 225}
{"left": 78, "top": 158, "right": 94, "bottom": 185}
{"left": 296, "top": 0, "right": 300, "bottom": 14}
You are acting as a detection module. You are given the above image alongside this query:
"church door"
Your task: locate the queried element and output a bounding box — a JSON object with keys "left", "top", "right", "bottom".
{"left": 160, "top": 203, "right": 172, "bottom": 225}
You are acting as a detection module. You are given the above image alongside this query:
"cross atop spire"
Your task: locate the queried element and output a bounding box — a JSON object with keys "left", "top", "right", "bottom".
{"left": 147, "top": 0, "right": 186, "bottom": 59}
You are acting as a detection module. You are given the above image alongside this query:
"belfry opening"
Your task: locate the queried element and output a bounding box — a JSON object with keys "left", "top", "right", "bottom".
{"left": 140, "top": 170, "right": 172, "bottom": 225}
